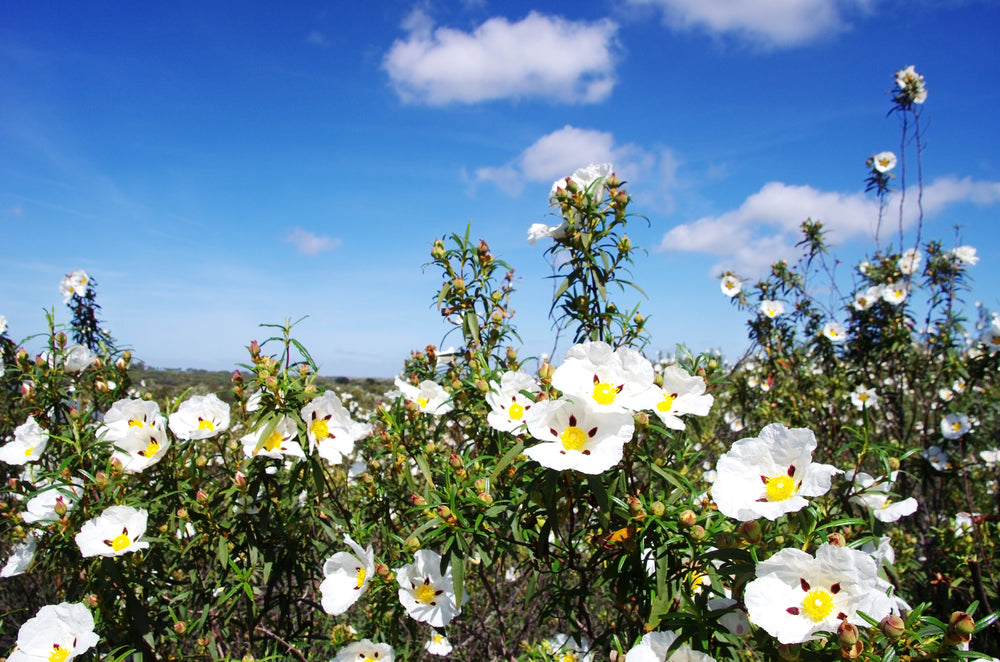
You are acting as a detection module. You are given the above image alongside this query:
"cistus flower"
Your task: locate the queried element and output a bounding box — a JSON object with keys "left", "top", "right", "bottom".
{"left": 393, "top": 378, "right": 454, "bottom": 416}
{"left": 240, "top": 415, "right": 305, "bottom": 460}
{"left": 524, "top": 397, "right": 635, "bottom": 474}
{"left": 845, "top": 470, "right": 918, "bottom": 522}
{"left": 75, "top": 505, "right": 150, "bottom": 557}
{"left": 948, "top": 245, "right": 979, "bottom": 265}
{"left": 424, "top": 632, "right": 453, "bottom": 656}
{"left": 395, "top": 549, "right": 466, "bottom": 627}
{"left": 331, "top": 639, "right": 394, "bottom": 662}
{"left": 8, "top": 602, "right": 99, "bottom": 662}
{"left": 853, "top": 286, "right": 881, "bottom": 311}
{"left": 760, "top": 300, "right": 785, "bottom": 319}
{"left": 881, "top": 283, "right": 908, "bottom": 305}
{"left": 870, "top": 151, "right": 897, "bottom": 173}
{"left": 168, "top": 393, "right": 231, "bottom": 440}
{"left": 551, "top": 341, "right": 659, "bottom": 413}
{"left": 744, "top": 543, "right": 894, "bottom": 644}
{"left": 624, "top": 630, "right": 715, "bottom": 661}
{"left": 300, "top": 391, "right": 372, "bottom": 465}
{"left": 485, "top": 370, "right": 540, "bottom": 433}
{"left": 720, "top": 274, "right": 742, "bottom": 297}
{"left": 895, "top": 65, "right": 928, "bottom": 105}
{"left": 897, "top": 248, "right": 922, "bottom": 275}
{"left": 821, "top": 321, "right": 846, "bottom": 343}
{"left": 110, "top": 424, "right": 171, "bottom": 473}
{"left": 982, "top": 315, "right": 1000, "bottom": 351}
{"left": 544, "top": 633, "right": 593, "bottom": 662}
{"left": 549, "top": 162, "right": 614, "bottom": 207}
{"left": 1, "top": 534, "right": 38, "bottom": 577}
{"left": 941, "top": 412, "right": 972, "bottom": 440}
{"left": 924, "top": 445, "right": 949, "bottom": 471}
{"left": 0, "top": 416, "right": 49, "bottom": 465}
{"left": 97, "top": 398, "right": 166, "bottom": 443}
{"left": 22, "top": 480, "right": 84, "bottom": 524}
{"left": 712, "top": 424, "right": 841, "bottom": 521}
{"left": 850, "top": 386, "right": 879, "bottom": 411}
{"left": 640, "top": 365, "right": 714, "bottom": 431}
{"left": 59, "top": 269, "right": 90, "bottom": 303}
{"left": 320, "top": 534, "right": 375, "bottom": 616}
{"left": 527, "top": 220, "right": 569, "bottom": 246}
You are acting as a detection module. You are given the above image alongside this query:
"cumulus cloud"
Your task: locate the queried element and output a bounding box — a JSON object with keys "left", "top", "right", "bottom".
{"left": 284, "top": 228, "right": 342, "bottom": 256}
{"left": 657, "top": 177, "right": 1000, "bottom": 275}
{"left": 383, "top": 10, "right": 619, "bottom": 105}
{"left": 626, "top": 0, "right": 869, "bottom": 48}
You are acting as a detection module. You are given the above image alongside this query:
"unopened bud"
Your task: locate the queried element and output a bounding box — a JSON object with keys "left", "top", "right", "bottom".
{"left": 475, "top": 379, "right": 489, "bottom": 393}
{"left": 776, "top": 643, "right": 800, "bottom": 661}
{"left": 196, "top": 455, "right": 208, "bottom": 468}
{"left": 405, "top": 536, "right": 421, "bottom": 552}
{"left": 431, "top": 239, "right": 446, "bottom": 260}
{"left": 234, "top": 472, "right": 247, "bottom": 490}
{"left": 948, "top": 611, "right": 975, "bottom": 639}
{"left": 689, "top": 525, "right": 707, "bottom": 541}
{"left": 879, "top": 614, "right": 905, "bottom": 641}
{"left": 55, "top": 332, "right": 67, "bottom": 348}
{"left": 375, "top": 562, "right": 391, "bottom": 578}
{"left": 173, "top": 621, "right": 187, "bottom": 635}
{"left": 453, "top": 276, "right": 466, "bottom": 294}
{"left": 449, "top": 453, "right": 463, "bottom": 469}
{"left": 739, "top": 520, "right": 763, "bottom": 544}
{"left": 538, "top": 361, "right": 555, "bottom": 383}
{"left": 715, "top": 532, "right": 738, "bottom": 549}
{"left": 650, "top": 501, "right": 665, "bottom": 517}
{"left": 506, "top": 346, "right": 518, "bottom": 363}
{"left": 299, "top": 363, "right": 310, "bottom": 376}
{"left": 837, "top": 621, "right": 859, "bottom": 647}
{"left": 196, "top": 489, "right": 209, "bottom": 505}
{"left": 477, "top": 492, "right": 494, "bottom": 505}
{"left": 627, "top": 495, "right": 643, "bottom": 513}
{"left": 86, "top": 594, "right": 99, "bottom": 608}
{"left": 827, "top": 532, "right": 847, "bottom": 547}
{"left": 248, "top": 340, "right": 260, "bottom": 358}
{"left": 409, "top": 494, "right": 427, "bottom": 507}
{"left": 436, "top": 505, "right": 453, "bottom": 520}
{"left": 634, "top": 411, "right": 649, "bottom": 429}
{"left": 679, "top": 509, "right": 697, "bottom": 528}
{"left": 617, "top": 236, "right": 632, "bottom": 252}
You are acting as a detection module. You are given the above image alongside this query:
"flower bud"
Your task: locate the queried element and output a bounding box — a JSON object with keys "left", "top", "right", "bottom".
{"left": 840, "top": 640, "right": 863, "bottom": 659}
{"left": 234, "top": 472, "right": 247, "bottom": 490}
{"left": 55, "top": 331, "right": 67, "bottom": 348}
{"left": 475, "top": 379, "right": 489, "bottom": 393}
{"left": 196, "top": 455, "right": 208, "bottom": 468}
{"left": 249, "top": 340, "right": 261, "bottom": 358}
{"left": 689, "top": 525, "right": 707, "bottom": 541}
{"left": 197, "top": 637, "right": 210, "bottom": 648}
{"left": 436, "top": 504, "right": 453, "bottom": 520}
{"left": 538, "top": 361, "right": 555, "bottom": 383}
{"left": 375, "top": 562, "right": 391, "bottom": 578}
{"left": 879, "top": 614, "right": 905, "bottom": 641}
{"left": 431, "top": 239, "right": 446, "bottom": 260}
{"left": 739, "top": 520, "right": 763, "bottom": 544}
{"left": 506, "top": 346, "right": 518, "bottom": 363}
{"left": 948, "top": 611, "right": 975, "bottom": 641}
{"left": 679, "top": 509, "right": 697, "bottom": 528}
{"left": 405, "top": 536, "right": 421, "bottom": 552}
{"left": 776, "top": 643, "right": 800, "bottom": 660}
{"left": 715, "top": 532, "right": 738, "bottom": 549}
{"left": 837, "top": 621, "right": 859, "bottom": 647}
{"left": 409, "top": 494, "right": 427, "bottom": 507}
{"left": 86, "top": 594, "right": 100, "bottom": 608}
{"left": 827, "top": 532, "right": 847, "bottom": 547}
{"left": 628, "top": 495, "right": 644, "bottom": 513}
{"left": 173, "top": 621, "right": 187, "bottom": 635}
{"left": 477, "top": 492, "right": 494, "bottom": 505}
{"left": 888, "top": 457, "right": 901, "bottom": 471}
{"left": 617, "top": 236, "right": 632, "bottom": 253}
{"left": 449, "top": 453, "right": 464, "bottom": 469}
{"left": 196, "top": 489, "right": 209, "bottom": 505}
{"left": 453, "top": 276, "right": 466, "bottom": 294}
{"left": 650, "top": 501, "right": 665, "bottom": 517}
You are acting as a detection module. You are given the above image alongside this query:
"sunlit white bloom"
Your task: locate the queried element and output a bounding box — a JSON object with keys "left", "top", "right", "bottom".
{"left": 0, "top": 314, "right": 6, "bottom": 335}
{"left": 393, "top": 377, "right": 453, "bottom": 416}
{"left": 168, "top": 393, "right": 231, "bottom": 440}
{"left": 64, "top": 344, "right": 96, "bottom": 372}
{"left": 59, "top": 269, "right": 90, "bottom": 302}
{"left": 881, "top": 283, "right": 908, "bottom": 305}
{"left": 853, "top": 286, "right": 881, "bottom": 311}
{"left": 980, "top": 449, "right": 999, "bottom": 467}
{"left": 331, "top": 639, "right": 394, "bottom": 662}
{"left": 625, "top": 630, "right": 714, "bottom": 662}
{"left": 97, "top": 398, "right": 165, "bottom": 443}
{"left": 549, "top": 162, "right": 614, "bottom": 206}
{"left": 0, "top": 416, "right": 49, "bottom": 465}
{"left": 640, "top": 365, "right": 713, "bottom": 430}
{"left": 1, "top": 534, "right": 38, "bottom": 577}
{"left": 527, "top": 220, "right": 569, "bottom": 246}
{"left": 485, "top": 370, "right": 540, "bottom": 433}
{"left": 240, "top": 415, "right": 305, "bottom": 460}
{"left": 871, "top": 151, "right": 897, "bottom": 173}
{"left": 396, "top": 549, "right": 466, "bottom": 627}
{"left": 22, "top": 480, "right": 83, "bottom": 524}
{"left": 821, "top": 321, "right": 846, "bottom": 343}
{"left": 938, "top": 387, "right": 954, "bottom": 402}
{"left": 551, "top": 341, "right": 659, "bottom": 412}
{"left": 708, "top": 598, "right": 752, "bottom": 637}
{"left": 845, "top": 470, "right": 918, "bottom": 522}
{"left": 941, "top": 412, "right": 972, "bottom": 439}
{"left": 953, "top": 376, "right": 967, "bottom": 393}
{"left": 897, "top": 248, "right": 922, "bottom": 275}
{"left": 948, "top": 245, "right": 979, "bottom": 265}
{"left": 76, "top": 505, "right": 150, "bottom": 557}
{"left": 111, "top": 425, "right": 171, "bottom": 473}
{"left": 954, "top": 512, "right": 980, "bottom": 538}
{"left": 850, "top": 386, "right": 879, "bottom": 411}
{"left": 923, "top": 445, "right": 949, "bottom": 471}
{"left": 244, "top": 390, "right": 262, "bottom": 412}
{"left": 857, "top": 260, "right": 871, "bottom": 276}
{"left": 424, "top": 632, "right": 453, "bottom": 656}
{"left": 8, "top": 602, "right": 99, "bottom": 662}
{"left": 760, "top": 300, "right": 785, "bottom": 319}
{"left": 745, "top": 544, "right": 893, "bottom": 644}
{"left": 720, "top": 275, "right": 742, "bottom": 297}
{"left": 524, "top": 397, "right": 635, "bottom": 474}
{"left": 712, "top": 424, "right": 841, "bottom": 521}
{"left": 895, "top": 65, "right": 928, "bottom": 104}
{"left": 320, "top": 535, "right": 375, "bottom": 616}
{"left": 724, "top": 411, "right": 744, "bottom": 432}
{"left": 546, "top": 633, "right": 592, "bottom": 662}
{"left": 301, "top": 391, "right": 371, "bottom": 465}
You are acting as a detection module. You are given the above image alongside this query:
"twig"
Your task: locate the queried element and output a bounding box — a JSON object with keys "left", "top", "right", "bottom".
{"left": 254, "top": 625, "right": 308, "bottom": 662}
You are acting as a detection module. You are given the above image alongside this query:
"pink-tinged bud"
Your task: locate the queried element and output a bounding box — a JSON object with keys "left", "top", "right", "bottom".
{"left": 115, "top": 358, "right": 127, "bottom": 371}
{"left": 453, "top": 276, "right": 466, "bottom": 294}
{"left": 409, "top": 494, "right": 427, "bottom": 507}
{"left": 173, "top": 621, "right": 187, "bottom": 635}
{"left": 739, "top": 520, "right": 763, "bottom": 544}
{"left": 827, "top": 532, "right": 847, "bottom": 547}
{"left": 249, "top": 340, "right": 261, "bottom": 358}
{"left": 68, "top": 406, "right": 80, "bottom": 419}
{"left": 477, "top": 492, "right": 494, "bottom": 505}
{"left": 689, "top": 525, "right": 707, "bottom": 541}
{"left": 95, "top": 380, "right": 109, "bottom": 393}
{"left": 21, "top": 382, "right": 34, "bottom": 397}
{"left": 375, "top": 562, "right": 391, "bottom": 579}
{"left": 679, "top": 509, "right": 697, "bottom": 528}
{"left": 475, "top": 379, "right": 489, "bottom": 393}
{"left": 949, "top": 611, "right": 975, "bottom": 640}
{"left": 715, "top": 532, "right": 738, "bottom": 549}
{"left": 837, "top": 621, "right": 859, "bottom": 647}
{"left": 449, "top": 453, "right": 464, "bottom": 469}
{"left": 650, "top": 501, "right": 665, "bottom": 517}
{"left": 627, "top": 495, "right": 643, "bottom": 513}
{"left": 879, "top": 614, "right": 905, "bottom": 641}
{"left": 232, "top": 369, "right": 244, "bottom": 384}
{"left": 436, "top": 505, "right": 453, "bottom": 520}
{"left": 538, "top": 361, "right": 555, "bottom": 383}
{"left": 195, "top": 489, "right": 209, "bottom": 505}
{"left": 234, "top": 472, "right": 247, "bottom": 490}
{"left": 86, "top": 594, "right": 100, "bottom": 608}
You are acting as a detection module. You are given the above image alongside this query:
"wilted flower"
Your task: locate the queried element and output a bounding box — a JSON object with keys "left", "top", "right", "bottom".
{"left": 845, "top": 470, "right": 918, "bottom": 522}
{"left": 424, "top": 632, "right": 453, "bottom": 656}
{"left": 168, "top": 393, "right": 231, "bottom": 440}
{"left": 524, "top": 397, "right": 635, "bottom": 474}
{"left": 59, "top": 269, "right": 90, "bottom": 302}
{"left": 301, "top": 391, "right": 371, "bottom": 465}
{"left": 551, "top": 341, "right": 659, "bottom": 413}
{"left": 393, "top": 378, "right": 454, "bottom": 416}
{"left": 625, "top": 630, "right": 715, "bottom": 661}
{"left": 821, "top": 321, "right": 846, "bottom": 343}
{"left": 712, "top": 424, "right": 841, "bottom": 521}
{"left": 760, "top": 300, "right": 785, "bottom": 319}
{"left": 720, "top": 275, "right": 742, "bottom": 297}
{"left": 850, "top": 386, "right": 879, "bottom": 411}
{"left": 240, "top": 415, "right": 305, "bottom": 460}
{"left": 331, "top": 639, "right": 394, "bottom": 662}
{"left": 895, "top": 65, "right": 928, "bottom": 105}
{"left": 641, "top": 365, "right": 713, "bottom": 430}
{"left": 395, "top": 549, "right": 466, "bottom": 627}
{"left": 76, "top": 505, "right": 150, "bottom": 557}
{"left": 320, "top": 535, "right": 375, "bottom": 616}
{"left": 941, "top": 412, "right": 972, "bottom": 440}
{"left": 8, "top": 602, "right": 99, "bottom": 662}
{"left": 871, "top": 151, "right": 897, "bottom": 173}
{"left": 485, "top": 370, "right": 540, "bottom": 433}
{"left": 744, "top": 543, "right": 893, "bottom": 644}
{"left": 0, "top": 416, "right": 49, "bottom": 465}
{"left": 1, "top": 534, "right": 38, "bottom": 577}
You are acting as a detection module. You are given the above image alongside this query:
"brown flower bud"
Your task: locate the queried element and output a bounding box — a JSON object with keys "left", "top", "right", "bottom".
{"left": 837, "top": 620, "right": 859, "bottom": 647}
{"left": 948, "top": 611, "right": 975, "bottom": 640}
{"left": 879, "top": 614, "right": 905, "bottom": 641}
{"left": 739, "top": 519, "right": 763, "bottom": 544}
{"left": 827, "top": 532, "right": 847, "bottom": 547}
{"left": 195, "top": 489, "right": 209, "bottom": 505}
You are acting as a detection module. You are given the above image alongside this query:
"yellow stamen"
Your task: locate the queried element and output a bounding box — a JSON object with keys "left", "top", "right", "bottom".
{"left": 560, "top": 426, "right": 587, "bottom": 452}
{"left": 414, "top": 582, "right": 436, "bottom": 604}
{"left": 591, "top": 381, "right": 618, "bottom": 405}
{"left": 656, "top": 393, "right": 676, "bottom": 412}
{"left": 356, "top": 567, "right": 367, "bottom": 589}
{"left": 802, "top": 588, "right": 834, "bottom": 621}
{"left": 49, "top": 646, "right": 70, "bottom": 662}
{"left": 311, "top": 419, "right": 330, "bottom": 439}
{"left": 24, "top": 446, "right": 33, "bottom": 457}
{"left": 197, "top": 419, "right": 215, "bottom": 431}
{"left": 508, "top": 402, "right": 524, "bottom": 420}
{"left": 764, "top": 474, "right": 795, "bottom": 501}
{"left": 417, "top": 397, "right": 429, "bottom": 409}
{"left": 143, "top": 439, "right": 160, "bottom": 457}
{"left": 128, "top": 418, "right": 144, "bottom": 429}
{"left": 109, "top": 533, "right": 131, "bottom": 552}
{"left": 560, "top": 653, "right": 579, "bottom": 662}
{"left": 263, "top": 429, "right": 284, "bottom": 452}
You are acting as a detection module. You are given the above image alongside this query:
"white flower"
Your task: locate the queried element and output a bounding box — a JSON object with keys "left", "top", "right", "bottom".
{"left": 546, "top": 633, "right": 593, "bottom": 662}
{"left": 881, "top": 283, "right": 908, "bottom": 305}
{"left": 0, "top": 314, "right": 7, "bottom": 335}
{"left": 0, "top": 416, "right": 49, "bottom": 465}
{"left": 871, "top": 151, "right": 897, "bottom": 173}
{"left": 625, "top": 630, "right": 715, "bottom": 662}
{"left": 895, "top": 65, "right": 927, "bottom": 104}
{"left": 393, "top": 378, "right": 453, "bottom": 416}
{"left": 897, "top": 248, "right": 922, "bottom": 275}
{"left": 980, "top": 317, "right": 1000, "bottom": 351}
{"left": 641, "top": 365, "right": 713, "bottom": 431}
{"left": 845, "top": 470, "right": 918, "bottom": 522}
{"left": 938, "top": 387, "right": 955, "bottom": 402}
{"left": 720, "top": 275, "right": 742, "bottom": 297}
{"left": 948, "top": 245, "right": 979, "bottom": 265}
{"left": 923, "top": 445, "right": 949, "bottom": 471}
{"left": 240, "top": 415, "right": 305, "bottom": 460}
{"left": 760, "top": 300, "right": 785, "bottom": 318}
{"left": 551, "top": 341, "right": 659, "bottom": 413}
{"left": 320, "top": 535, "right": 375, "bottom": 615}
{"left": 524, "top": 397, "right": 635, "bottom": 475}
{"left": 724, "top": 411, "right": 744, "bottom": 432}
{"left": 110, "top": 425, "right": 171, "bottom": 473}
{"left": 168, "top": 393, "right": 231, "bottom": 440}
{"left": 63, "top": 345, "right": 96, "bottom": 372}
{"left": 97, "top": 398, "right": 166, "bottom": 443}
{"left": 1, "top": 534, "right": 38, "bottom": 577}
{"left": 485, "top": 370, "right": 540, "bottom": 433}
{"left": 941, "top": 412, "right": 972, "bottom": 440}
{"left": 980, "top": 449, "right": 999, "bottom": 468}
{"left": 8, "top": 602, "right": 99, "bottom": 662}
{"left": 395, "top": 549, "right": 466, "bottom": 627}
{"left": 707, "top": 598, "right": 752, "bottom": 637}
{"left": 852, "top": 286, "right": 881, "bottom": 311}
{"left": 59, "top": 269, "right": 90, "bottom": 302}
{"left": 712, "top": 424, "right": 841, "bottom": 521}
{"left": 745, "top": 544, "right": 893, "bottom": 644}
{"left": 850, "top": 386, "right": 878, "bottom": 411}
{"left": 75, "top": 505, "right": 150, "bottom": 557}
{"left": 527, "top": 220, "right": 569, "bottom": 246}
{"left": 22, "top": 480, "right": 83, "bottom": 524}
{"left": 424, "top": 632, "right": 453, "bottom": 656}
{"left": 301, "top": 391, "right": 371, "bottom": 465}
{"left": 821, "top": 321, "right": 846, "bottom": 343}
{"left": 549, "top": 162, "right": 614, "bottom": 206}
{"left": 331, "top": 639, "right": 394, "bottom": 662}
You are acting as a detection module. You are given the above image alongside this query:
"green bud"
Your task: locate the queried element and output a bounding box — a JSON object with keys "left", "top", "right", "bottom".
{"left": 879, "top": 614, "right": 905, "bottom": 641}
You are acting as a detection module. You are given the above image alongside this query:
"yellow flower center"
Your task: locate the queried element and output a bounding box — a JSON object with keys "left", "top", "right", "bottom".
{"left": 417, "top": 397, "right": 429, "bottom": 409}
{"left": 311, "top": 419, "right": 330, "bottom": 439}
{"left": 143, "top": 439, "right": 160, "bottom": 457}
{"left": 656, "top": 393, "right": 676, "bottom": 412}
{"left": 49, "top": 646, "right": 70, "bottom": 662}
{"left": 356, "top": 567, "right": 367, "bottom": 589}
{"left": 879, "top": 158, "right": 891, "bottom": 167}
{"left": 560, "top": 426, "right": 587, "bottom": 452}
{"left": 952, "top": 422, "right": 962, "bottom": 431}
{"left": 433, "top": 635, "right": 444, "bottom": 644}
{"left": 560, "top": 653, "right": 579, "bottom": 662}
{"left": 128, "top": 418, "right": 144, "bottom": 429}
{"left": 764, "top": 474, "right": 796, "bottom": 501}
{"left": 802, "top": 588, "right": 834, "bottom": 621}
{"left": 263, "top": 429, "right": 284, "bottom": 452}
{"left": 415, "top": 582, "right": 436, "bottom": 604}
{"left": 858, "top": 393, "right": 869, "bottom": 402}
{"left": 24, "top": 446, "right": 33, "bottom": 457}
{"left": 198, "top": 418, "right": 215, "bottom": 431}
{"left": 508, "top": 402, "right": 524, "bottom": 420}
{"left": 592, "top": 381, "right": 618, "bottom": 405}
{"left": 109, "top": 533, "right": 131, "bottom": 551}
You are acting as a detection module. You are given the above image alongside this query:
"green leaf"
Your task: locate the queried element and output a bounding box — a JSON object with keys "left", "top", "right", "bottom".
{"left": 450, "top": 549, "right": 465, "bottom": 608}
{"left": 490, "top": 440, "right": 524, "bottom": 484}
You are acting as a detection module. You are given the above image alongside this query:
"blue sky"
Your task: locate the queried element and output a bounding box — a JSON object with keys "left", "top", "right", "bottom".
{"left": 2, "top": 1, "right": 999, "bottom": 377}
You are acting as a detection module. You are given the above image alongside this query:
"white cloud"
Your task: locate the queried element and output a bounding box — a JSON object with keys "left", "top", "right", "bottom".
{"left": 284, "top": 227, "right": 342, "bottom": 256}
{"left": 626, "top": 0, "right": 870, "bottom": 48}
{"left": 383, "top": 10, "right": 619, "bottom": 105}
{"left": 657, "top": 177, "right": 1000, "bottom": 276}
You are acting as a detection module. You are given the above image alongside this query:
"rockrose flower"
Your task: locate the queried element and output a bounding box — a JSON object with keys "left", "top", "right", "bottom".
{"left": 485, "top": 370, "right": 540, "bottom": 433}
{"left": 396, "top": 549, "right": 466, "bottom": 627}
{"left": 897, "top": 248, "right": 922, "bottom": 275}
{"left": 850, "top": 386, "right": 879, "bottom": 411}
{"left": 881, "top": 283, "right": 908, "bottom": 305}
{"left": 712, "top": 424, "right": 841, "bottom": 521}
{"left": 393, "top": 378, "right": 454, "bottom": 416}
{"left": 301, "top": 391, "right": 371, "bottom": 465}
{"left": 1, "top": 534, "right": 38, "bottom": 578}
{"left": 760, "top": 300, "right": 785, "bottom": 319}
{"left": 720, "top": 275, "right": 742, "bottom": 297}
{"left": 551, "top": 341, "right": 659, "bottom": 413}
{"left": 168, "top": 393, "right": 231, "bottom": 440}
{"left": 97, "top": 398, "right": 166, "bottom": 443}
{"left": 8, "top": 602, "right": 99, "bottom": 662}
{"left": 527, "top": 220, "right": 568, "bottom": 246}
{"left": 240, "top": 415, "right": 305, "bottom": 460}
{"left": 895, "top": 65, "right": 928, "bottom": 105}
{"left": 625, "top": 630, "right": 716, "bottom": 661}
{"left": 331, "top": 639, "right": 394, "bottom": 662}
{"left": 549, "top": 162, "right": 614, "bottom": 207}
{"left": 546, "top": 633, "right": 593, "bottom": 662}
{"left": 59, "top": 269, "right": 90, "bottom": 302}
{"left": 0, "top": 416, "right": 49, "bottom": 465}
{"left": 22, "top": 480, "right": 83, "bottom": 524}
{"left": 640, "top": 365, "right": 713, "bottom": 431}
{"left": 941, "top": 412, "right": 972, "bottom": 440}
{"left": 821, "top": 321, "right": 847, "bottom": 343}
{"left": 524, "top": 397, "right": 635, "bottom": 474}
{"left": 852, "top": 286, "right": 881, "bottom": 311}
{"left": 110, "top": 424, "right": 170, "bottom": 473}
{"left": 424, "top": 632, "right": 453, "bottom": 656}
{"left": 871, "top": 151, "right": 897, "bottom": 173}
{"left": 845, "top": 470, "right": 918, "bottom": 522}
{"left": 76, "top": 505, "right": 150, "bottom": 557}
{"left": 948, "top": 245, "right": 979, "bottom": 265}
{"left": 320, "top": 534, "right": 375, "bottom": 615}
{"left": 744, "top": 544, "right": 893, "bottom": 644}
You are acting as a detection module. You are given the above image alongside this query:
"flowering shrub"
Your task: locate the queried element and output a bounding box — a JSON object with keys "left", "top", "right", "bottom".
{"left": 1, "top": 65, "right": 998, "bottom": 662}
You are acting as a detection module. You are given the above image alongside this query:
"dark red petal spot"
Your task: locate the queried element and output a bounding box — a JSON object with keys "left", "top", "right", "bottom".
{"left": 800, "top": 578, "right": 810, "bottom": 591}
{"left": 837, "top": 612, "right": 847, "bottom": 620}
{"left": 788, "top": 465, "right": 796, "bottom": 477}
{"left": 786, "top": 607, "right": 800, "bottom": 615}
{"left": 760, "top": 475, "right": 769, "bottom": 485}
{"left": 588, "top": 427, "right": 598, "bottom": 438}
{"left": 615, "top": 384, "right": 624, "bottom": 394}
{"left": 593, "top": 374, "right": 600, "bottom": 385}
{"left": 569, "top": 415, "right": 577, "bottom": 427}
{"left": 550, "top": 428, "right": 558, "bottom": 437}
{"left": 830, "top": 582, "right": 841, "bottom": 594}
{"left": 582, "top": 450, "right": 591, "bottom": 456}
